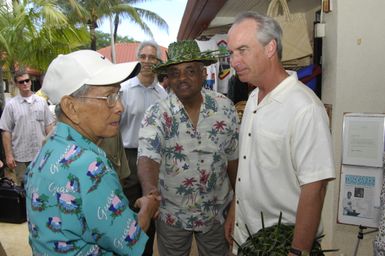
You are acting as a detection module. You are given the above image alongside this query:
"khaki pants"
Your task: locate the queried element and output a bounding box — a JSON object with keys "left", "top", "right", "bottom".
{"left": 4, "top": 162, "right": 30, "bottom": 186}
{"left": 156, "top": 219, "right": 229, "bottom": 256}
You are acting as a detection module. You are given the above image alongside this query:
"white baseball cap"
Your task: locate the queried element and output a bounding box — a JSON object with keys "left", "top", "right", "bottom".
{"left": 42, "top": 50, "right": 141, "bottom": 104}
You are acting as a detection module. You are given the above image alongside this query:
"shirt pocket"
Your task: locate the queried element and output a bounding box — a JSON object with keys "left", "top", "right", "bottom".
{"left": 255, "top": 129, "right": 284, "bottom": 170}
{"left": 33, "top": 110, "right": 44, "bottom": 122}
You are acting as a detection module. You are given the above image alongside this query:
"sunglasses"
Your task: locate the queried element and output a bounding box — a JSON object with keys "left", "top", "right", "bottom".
{"left": 17, "top": 79, "right": 30, "bottom": 84}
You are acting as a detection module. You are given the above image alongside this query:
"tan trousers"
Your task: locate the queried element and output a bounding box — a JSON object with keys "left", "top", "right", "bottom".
{"left": 4, "top": 161, "right": 29, "bottom": 186}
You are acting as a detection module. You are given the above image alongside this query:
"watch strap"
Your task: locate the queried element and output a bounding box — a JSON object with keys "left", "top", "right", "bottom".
{"left": 289, "top": 247, "right": 310, "bottom": 256}
{"left": 289, "top": 247, "right": 302, "bottom": 256}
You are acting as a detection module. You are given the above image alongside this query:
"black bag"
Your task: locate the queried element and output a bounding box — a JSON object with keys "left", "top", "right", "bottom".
{"left": 0, "top": 177, "right": 27, "bottom": 223}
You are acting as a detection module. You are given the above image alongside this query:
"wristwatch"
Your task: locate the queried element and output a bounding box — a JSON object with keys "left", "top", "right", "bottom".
{"left": 289, "top": 247, "right": 310, "bottom": 256}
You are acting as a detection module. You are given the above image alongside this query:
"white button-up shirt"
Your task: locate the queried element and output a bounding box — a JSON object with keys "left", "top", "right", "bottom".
{"left": 120, "top": 76, "right": 168, "bottom": 148}
{"left": 233, "top": 72, "right": 335, "bottom": 253}
{"left": 0, "top": 94, "right": 54, "bottom": 162}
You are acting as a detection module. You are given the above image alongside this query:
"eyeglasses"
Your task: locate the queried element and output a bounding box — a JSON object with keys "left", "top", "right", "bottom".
{"left": 138, "top": 54, "right": 160, "bottom": 62}
{"left": 78, "top": 91, "right": 122, "bottom": 108}
{"left": 17, "top": 79, "right": 30, "bottom": 84}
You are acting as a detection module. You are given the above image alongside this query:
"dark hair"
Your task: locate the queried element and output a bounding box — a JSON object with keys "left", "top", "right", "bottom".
{"left": 157, "top": 73, "right": 168, "bottom": 83}
{"left": 14, "top": 69, "right": 29, "bottom": 82}
{"left": 233, "top": 11, "right": 283, "bottom": 60}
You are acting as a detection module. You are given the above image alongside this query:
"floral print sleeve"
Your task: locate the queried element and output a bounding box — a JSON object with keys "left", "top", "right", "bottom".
{"left": 138, "top": 102, "right": 165, "bottom": 164}
{"left": 25, "top": 122, "right": 148, "bottom": 256}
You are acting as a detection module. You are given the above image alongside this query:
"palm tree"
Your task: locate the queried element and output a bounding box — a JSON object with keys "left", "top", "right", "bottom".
{"left": 95, "top": 30, "right": 136, "bottom": 49}
{"left": 0, "top": 0, "right": 89, "bottom": 104}
{"left": 0, "top": 0, "right": 89, "bottom": 90}
{"left": 112, "top": 0, "right": 169, "bottom": 43}
{"left": 58, "top": 0, "right": 169, "bottom": 50}
{"left": 0, "top": 2, "right": 12, "bottom": 107}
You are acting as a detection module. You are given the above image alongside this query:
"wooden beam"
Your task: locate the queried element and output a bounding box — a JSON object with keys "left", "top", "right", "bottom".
{"left": 177, "top": 0, "right": 227, "bottom": 41}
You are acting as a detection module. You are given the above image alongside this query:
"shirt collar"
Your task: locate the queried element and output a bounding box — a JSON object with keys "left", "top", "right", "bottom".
{"left": 53, "top": 122, "right": 107, "bottom": 158}
{"left": 270, "top": 70, "right": 298, "bottom": 103}
{"left": 169, "top": 89, "right": 218, "bottom": 117}
{"left": 17, "top": 94, "right": 36, "bottom": 104}
{"left": 124, "top": 76, "right": 161, "bottom": 91}
{"left": 252, "top": 70, "right": 298, "bottom": 105}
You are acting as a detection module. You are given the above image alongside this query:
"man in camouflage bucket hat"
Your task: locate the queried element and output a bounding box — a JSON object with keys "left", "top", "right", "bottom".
{"left": 138, "top": 40, "right": 240, "bottom": 255}
{"left": 153, "top": 40, "right": 217, "bottom": 73}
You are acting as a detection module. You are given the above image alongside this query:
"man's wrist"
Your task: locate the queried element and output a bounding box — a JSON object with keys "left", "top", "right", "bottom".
{"left": 147, "top": 188, "right": 160, "bottom": 196}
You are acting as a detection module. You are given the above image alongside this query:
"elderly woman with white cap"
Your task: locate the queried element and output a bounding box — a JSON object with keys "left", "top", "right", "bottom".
{"left": 24, "top": 50, "right": 159, "bottom": 255}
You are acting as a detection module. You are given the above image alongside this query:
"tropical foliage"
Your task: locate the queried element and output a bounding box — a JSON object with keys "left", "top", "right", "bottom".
{"left": 95, "top": 30, "right": 136, "bottom": 49}
{"left": 0, "top": 0, "right": 89, "bottom": 71}
{"left": 58, "top": 0, "right": 169, "bottom": 50}
{"left": 0, "top": 0, "right": 89, "bottom": 104}
{"left": 0, "top": 0, "right": 169, "bottom": 103}
{"left": 237, "top": 212, "right": 338, "bottom": 256}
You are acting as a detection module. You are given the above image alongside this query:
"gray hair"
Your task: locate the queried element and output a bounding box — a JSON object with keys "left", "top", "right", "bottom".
{"left": 136, "top": 40, "right": 162, "bottom": 59}
{"left": 233, "top": 11, "right": 283, "bottom": 60}
{"left": 70, "top": 84, "right": 91, "bottom": 98}
{"left": 55, "top": 84, "right": 91, "bottom": 120}
{"left": 55, "top": 104, "right": 63, "bottom": 119}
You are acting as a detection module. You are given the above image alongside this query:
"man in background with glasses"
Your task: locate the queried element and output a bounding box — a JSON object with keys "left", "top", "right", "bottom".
{"left": 0, "top": 70, "right": 55, "bottom": 186}
{"left": 119, "top": 40, "right": 167, "bottom": 255}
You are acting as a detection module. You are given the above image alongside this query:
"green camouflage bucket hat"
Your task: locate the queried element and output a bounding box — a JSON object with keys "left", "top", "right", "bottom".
{"left": 153, "top": 40, "right": 218, "bottom": 74}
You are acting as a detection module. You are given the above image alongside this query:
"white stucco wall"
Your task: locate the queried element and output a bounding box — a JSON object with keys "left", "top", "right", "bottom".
{"left": 322, "top": 0, "right": 385, "bottom": 255}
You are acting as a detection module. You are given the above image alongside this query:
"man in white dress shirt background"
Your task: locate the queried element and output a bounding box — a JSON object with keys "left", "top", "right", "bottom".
{"left": 119, "top": 40, "right": 168, "bottom": 255}
{"left": 0, "top": 69, "right": 55, "bottom": 186}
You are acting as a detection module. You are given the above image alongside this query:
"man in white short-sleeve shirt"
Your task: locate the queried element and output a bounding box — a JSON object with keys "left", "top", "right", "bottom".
{"left": 0, "top": 70, "right": 55, "bottom": 185}
{"left": 225, "top": 12, "right": 336, "bottom": 256}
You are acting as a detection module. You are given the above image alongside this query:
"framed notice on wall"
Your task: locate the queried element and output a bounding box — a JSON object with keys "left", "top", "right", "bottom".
{"left": 342, "top": 113, "right": 385, "bottom": 167}
{"left": 337, "top": 165, "right": 383, "bottom": 228}
{"left": 338, "top": 113, "right": 385, "bottom": 227}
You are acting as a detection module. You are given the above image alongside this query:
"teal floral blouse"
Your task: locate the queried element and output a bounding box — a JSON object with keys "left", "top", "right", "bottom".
{"left": 25, "top": 122, "right": 148, "bottom": 255}
{"left": 138, "top": 89, "right": 239, "bottom": 233}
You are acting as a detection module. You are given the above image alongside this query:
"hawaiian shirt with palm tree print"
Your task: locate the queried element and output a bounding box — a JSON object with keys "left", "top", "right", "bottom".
{"left": 25, "top": 122, "right": 148, "bottom": 255}
{"left": 139, "top": 89, "right": 239, "bottom": 232}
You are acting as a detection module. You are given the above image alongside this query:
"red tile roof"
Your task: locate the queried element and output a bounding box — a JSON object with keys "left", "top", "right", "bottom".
{"left": 97, "top": 42, "right": 168, "bottom": 63}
